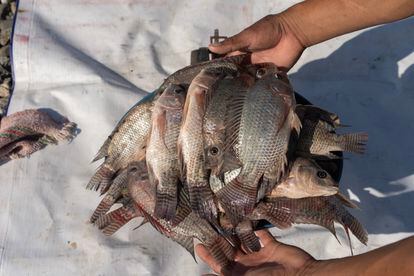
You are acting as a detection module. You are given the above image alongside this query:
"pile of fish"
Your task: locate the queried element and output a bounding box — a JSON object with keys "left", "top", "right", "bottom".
{"left": 87, "top": 54, "right": 368, "bottom": 270}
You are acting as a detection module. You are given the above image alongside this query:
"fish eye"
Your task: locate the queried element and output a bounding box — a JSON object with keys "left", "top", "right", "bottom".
{"left": 209, "top": 146, "right": 219, "bottom": 155}
{"left": 317, "top": 171, "right": 327, "bottom": 179}
{"left": 173, "top": 86, "right": 184, "bottom": 94}
{"left": 256, "top": 68, "right": 267, "bottom": 78}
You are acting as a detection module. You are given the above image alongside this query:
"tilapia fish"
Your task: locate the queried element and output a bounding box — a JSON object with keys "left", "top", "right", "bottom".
{"left": 146, "top": 84, "right": 187, "bottom": 220}
{"left": 127, "top": 161, "right": 235, "bottom": 269}
{"left": 217, "top": 65, "right": 301, "bottom": 225}
{"left": 296, "top": 105, "right": 368, "bottom": 158}
{"left": 270, "top": 157, "right": 339, "bottom": 199}
{"left": 203, "top": 76, "right": 250, "bottom": 177}
{"left": 178, "top": 66, "right": 238, "bottom": 220}
{"left": 250, "top": 196, "right": 368, "bottom": 253}
{"left": 87, "top": 92, "right": 155, "bottom": 194}
{"left": 0, "top": 109, "right": 77, "bottom": 162}
{"left": 88, "top": 54, "right": 247, "bottom": 194}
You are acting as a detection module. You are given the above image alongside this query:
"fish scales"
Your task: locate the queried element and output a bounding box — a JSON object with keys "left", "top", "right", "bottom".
{"left": 87, "top": 95, "right": 154, "bottom": 193}
{"left": 217, "top": 69, "right": 300, "bottom": 224}
{"left": 178, "top": 66, "right": 239, "bottom": 220}
{"left": 203, "top": 77, "right": 249, "bottom": 176}
{"left": 296, "top": 106, "right": 367, "bottom": 158}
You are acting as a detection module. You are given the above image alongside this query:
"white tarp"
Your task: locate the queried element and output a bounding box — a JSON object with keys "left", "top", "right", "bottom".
{"left": 1, "top": 0, "right": 413, "bottom": 275}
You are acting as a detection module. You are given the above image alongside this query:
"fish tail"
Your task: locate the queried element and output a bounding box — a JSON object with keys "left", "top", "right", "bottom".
{"left": 235, "top": 220, "right": 261, "bottom": 253}
{"left": 56, "top": 121, "right": 78, "bottom": 142}
{"left": 188, "top": 182, "right": 217, "bottom": 220}
{"left": 94, "top": 202, "right": 139, "bottom": 236}
{"left": 204, "top": 235, "right": 235, "bottom": 270}
{"left": 154, "top": 189, "right": 178, "bottom": 221}
{"left": 336, "top": 192, "right": 359, "bottom": 209}
{"left": 86, "top": 164, "right": 115, "bottom": 191}
{"left": 90, "top": 197, "right": 112, "bottom": 223}
{"left": 339, "top": 132, "right": 368, "bottom": 154}
{"left": 338, "top": 209, "right": 368, "bottom": 246}
{"left": 216, "top": 176, "right": 257, "bottom": 226}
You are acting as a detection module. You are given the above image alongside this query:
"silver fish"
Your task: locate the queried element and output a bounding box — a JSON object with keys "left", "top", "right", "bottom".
{"left": 270, "top": 157, "right": 339, "bottom": 198}
{"left": 178, "top": 66, "right": 238, "bottom": 220}
{"left": 295, "top": 105, "right": 368, "bottom": 158}
{"left": 87, "top": 92, "right": 155, "bottom": 193}
{"left": 217, "top": 65, "right": 301, "bottom": 224}
{"left": 146, "top": 84, "right": 187, "bottom": 220}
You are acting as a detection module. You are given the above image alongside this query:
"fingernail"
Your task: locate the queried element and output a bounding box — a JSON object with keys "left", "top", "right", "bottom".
{"left": 209, "top": 42, "right": 222, "bottom": 47}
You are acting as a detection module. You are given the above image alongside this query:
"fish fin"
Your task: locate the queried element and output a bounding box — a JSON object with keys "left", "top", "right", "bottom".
{"left": 219, "top": 151, "right": 241, "bottom": 175}
{"left": 295, "top": 105, "right": 342, "bottom": 128}
{"left": 86, "top": 163, "right": 115, "bottom": 192}
{"left": 338, "top": 206, "right": 368, "bottom": 246}
{"left": 92, "top": 136, "right": 111, "bottom": 162}
{"left": 90, "top": 170, "right": 129, "bottom": 223}
{"left": 152, "top": 110, "right": 168, "bottom": 149}
{"left": 188, "top": 181, "right": 217, "bottom": 221}
{"left": 336, "top": 192, "right": 359, "bottom": 209}
{"left": 176, "top": 135, "right": 186, "bottom": 178}
{"left": 56, "top": 121, "right": 78, "bottom": 142}
{"left": 339, "top": 132, "right": 368, "bottom": 154}
{"left": 261, "top": 154, "right": 288, "bottom": 197}
{"left": 154, "top": 186, "right": 178, "bottom": 221}
{"left": 132, "top": 218, "right": 149, "bottom": 230}
{"left": 223, "top": 94, "right": 246, "bottom": 152}
{"left": 90, "top": 196, "right": 115, "bottom": 223}
{"left": 204, "top": 235, "right": 235, "bottom": 269}
{"left": 173, "top": 235, "right": 196, "bottom": 261}
{"left": 290, "top": 110, "right": 302, "bottom": 135}
{"left": 235, "top": 221, "right": 261, "bottom": 253}
{"left": 216, "top": 176, "right": 257, "bottom": 226}
{"left": 94, "top": 201, "right": 139, "bottom": 236}
{"left": 251, "top": 203, "right": 293, "bottom": 229}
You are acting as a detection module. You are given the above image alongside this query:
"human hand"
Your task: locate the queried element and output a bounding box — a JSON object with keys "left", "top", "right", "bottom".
{"left": 196, "top": 230, "right": 316, "bottom": 276}
{"left": 208, "top": 15, "right": 305, "bottom": 71}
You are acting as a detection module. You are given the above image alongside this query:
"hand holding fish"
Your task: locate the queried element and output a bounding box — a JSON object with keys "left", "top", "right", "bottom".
{"left": 196, "top": 229, "right": 315, "bottom": 276}
{"left": 196, "top": 232, "right": 414, "bottom": 276}
{"left": 209, "top": 0, "right": 414, "bottom": 71}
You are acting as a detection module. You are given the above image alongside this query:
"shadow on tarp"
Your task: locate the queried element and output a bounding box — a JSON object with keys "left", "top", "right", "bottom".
{"left": 289, "top": 17, "right": 414, "bottom": 235}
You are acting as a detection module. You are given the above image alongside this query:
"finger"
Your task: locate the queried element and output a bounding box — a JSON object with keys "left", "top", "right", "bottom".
{"left": 208, "top": 32, "right": 250, "bottom": 54}
{"left": 255, "top": 230, "right": 279, "bottom": 247}
{"left": 195, "top": 244, "right": 222, "bottom": 274}
{"left": 225, "top": 50, "right": 246, "bottom": 57}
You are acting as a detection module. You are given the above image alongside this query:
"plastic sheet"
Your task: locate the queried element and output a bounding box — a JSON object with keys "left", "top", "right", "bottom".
{"left": 1, "top": 1, "right": 413, "bottom": 275}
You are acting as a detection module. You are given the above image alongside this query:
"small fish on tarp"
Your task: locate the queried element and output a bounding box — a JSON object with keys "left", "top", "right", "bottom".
{"left": 295, "top": 105, "right": 368, "bottom": 159}
{"left": 0, "top": 109, "right": 77, "bottom": 163}
{"left": 146, "top": 84, "right": 187, "bottom": 220}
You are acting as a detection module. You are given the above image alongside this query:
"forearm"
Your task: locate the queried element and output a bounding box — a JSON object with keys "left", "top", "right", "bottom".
{"left": 279, "top": 0, "right": 414, "bottom": 47}
{"left": 304, "top": 236, "right": 414, "bottom": 275}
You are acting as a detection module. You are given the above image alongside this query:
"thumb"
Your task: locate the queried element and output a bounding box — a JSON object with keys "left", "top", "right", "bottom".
{"left": 208, "top": 32, "right": 251, "bottom": 54}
